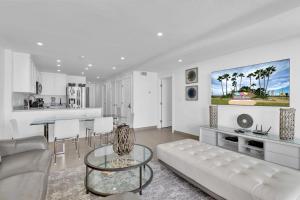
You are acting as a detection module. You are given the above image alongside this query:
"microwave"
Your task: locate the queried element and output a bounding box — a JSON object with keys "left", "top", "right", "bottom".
{"left": 36, "top": 81, "right": 42, "bottom": 94}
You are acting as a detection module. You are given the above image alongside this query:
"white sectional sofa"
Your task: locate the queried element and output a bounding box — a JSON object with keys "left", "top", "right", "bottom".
{"left": 157, "top": 139, "right": 300, "bottom": 200}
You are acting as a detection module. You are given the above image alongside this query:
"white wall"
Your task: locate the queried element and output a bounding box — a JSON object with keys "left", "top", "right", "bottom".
{"left": 0, "top": 48, "right": 5, "bottom": 135}
{"left": 166, "top": 36, "right": 300, "bottom": 137}
{"left": 67, "top": 75, "right": 86, "bottom": 84}
{"left": 0, "top": 49, "right": 13, "bottom": 139}
{"left": 133, "top": 71, "right": 158, "bottom": 128}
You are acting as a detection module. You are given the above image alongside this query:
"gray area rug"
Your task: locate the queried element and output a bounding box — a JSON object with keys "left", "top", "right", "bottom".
{"left": 47, "top": 161, "right": 215, "bottom": 200}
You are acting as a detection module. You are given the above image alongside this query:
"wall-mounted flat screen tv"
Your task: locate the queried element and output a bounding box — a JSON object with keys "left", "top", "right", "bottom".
{"left": 211, "top": 59, "right": 290, "bottom": 107}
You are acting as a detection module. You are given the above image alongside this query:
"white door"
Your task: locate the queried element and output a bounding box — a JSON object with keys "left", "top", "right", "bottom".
{"left": 103, "top": 85, "right": 107, "bottom": 115}
{"left": 121, "top": 77, "right": 132, "bottom": 126}
{"left": 111, "top": 80, "right": 116, "bottom": 115}
{"left": 161, "top": 77, "right": 172, "bottom": 128}
{"left": 116, "top": 79, "right": 122, "bottom": 116}
{"left": 106, "top": 82, "right": 112, "bottom": 115}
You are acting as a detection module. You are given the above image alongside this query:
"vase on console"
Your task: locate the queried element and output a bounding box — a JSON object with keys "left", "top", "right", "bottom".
{"left": 113, "top": 124, "right": 135, "bottom": 156}
{"left": 209, "top": 105, "right": 218, "bottom": 128}
{"left": 279, "top": 108, "right": 296, "bottom": 140}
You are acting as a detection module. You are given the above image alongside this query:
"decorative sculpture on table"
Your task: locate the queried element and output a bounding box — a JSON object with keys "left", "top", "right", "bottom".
{"left": 209, "top": 105, "right": 218, "bottom": 128}
{"left": 279, "top": 108, "right": 296, "bottom": 140}
{"left": 113, "top": 124, "right": 135, "bottom": 156}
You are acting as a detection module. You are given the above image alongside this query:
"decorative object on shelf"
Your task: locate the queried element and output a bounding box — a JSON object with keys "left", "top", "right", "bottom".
{"left": 185, "top": 86, "right": 198, "bottom": 101}
{"left": 252, "top": 124, "right": 271, "bottom": 135}
{"left": 209, "top": 105, "right": 218, "bottom": 128}
{"left": 113, "top": 124, "right": 135, "bottom": 156}
{"left": 280, "top": 108, "right": 296, "bottom": 140}
{"left": 185, "top": 67, "right": 198, "bottom": 84}
{"left": 211, "top": 59, "right": 290, "bottom": 107}
{"left": 237, "top": 114, "right": 253, "bottom": 129}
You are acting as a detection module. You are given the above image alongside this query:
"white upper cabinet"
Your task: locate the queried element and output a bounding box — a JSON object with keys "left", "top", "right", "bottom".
{"left": 12, "top": 52, "right": 38, "bottom": 93}
{"left": 40, "top": 72, "right": 66, "bottom": 95}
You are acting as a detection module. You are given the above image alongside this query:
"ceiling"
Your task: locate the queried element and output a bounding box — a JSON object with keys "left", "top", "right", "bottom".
{"left": 0, "top": 0, "right": 300, "bottom": 81}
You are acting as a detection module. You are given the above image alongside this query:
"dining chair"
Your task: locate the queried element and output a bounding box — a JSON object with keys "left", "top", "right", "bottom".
{"left": 53, "top": 119, "right": 80, "bottom": 163}
{"left": 92, "top": 117, "right": 114, "bottom": 148}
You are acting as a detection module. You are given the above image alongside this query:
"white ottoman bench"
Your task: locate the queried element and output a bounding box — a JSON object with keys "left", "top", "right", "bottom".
{"left": 157, "top": 139, "right": 300, "bottom": 200}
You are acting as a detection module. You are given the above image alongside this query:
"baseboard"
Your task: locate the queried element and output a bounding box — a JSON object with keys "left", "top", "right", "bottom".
{"left": 133, "top": 126, "right": 157, "bottom": 131}
{"left": 173, "top": 130, "right": 199, "bottom": 139}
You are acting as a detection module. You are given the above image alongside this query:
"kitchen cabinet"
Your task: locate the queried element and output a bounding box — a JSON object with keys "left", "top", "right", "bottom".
{"left": 41, "top": 72, "right": 66, "bottom": 95}
{"left": 12, "top": 52, "right": 38, "bottom": 93}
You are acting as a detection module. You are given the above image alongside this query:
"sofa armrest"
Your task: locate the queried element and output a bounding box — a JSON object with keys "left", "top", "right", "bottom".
{"left": 0, "top": 136, "right": 48, "bottom": 156}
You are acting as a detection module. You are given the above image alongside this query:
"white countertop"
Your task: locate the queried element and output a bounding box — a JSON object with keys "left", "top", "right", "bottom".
{"left": 13, "top": 107, "right": 101, "bottom": 112}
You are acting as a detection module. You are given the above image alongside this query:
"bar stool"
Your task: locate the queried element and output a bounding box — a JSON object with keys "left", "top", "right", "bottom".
{"left": 53, "top": 119, "right": 80, "bottom": 163}
{"left": 91, "top": 117, "right": 114, "bottom": 148}
{"left": 9, "top": 119, "right": 20, "bottom": 139}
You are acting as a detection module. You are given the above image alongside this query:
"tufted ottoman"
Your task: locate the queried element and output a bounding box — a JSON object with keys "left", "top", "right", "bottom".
{"left": 157, "top": 139, "right": 300, "bottom": 200}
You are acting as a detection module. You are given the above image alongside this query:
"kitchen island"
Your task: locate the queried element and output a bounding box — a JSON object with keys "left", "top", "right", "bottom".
{"left": 11, "top": 108, "right": 102, "bottom": 141}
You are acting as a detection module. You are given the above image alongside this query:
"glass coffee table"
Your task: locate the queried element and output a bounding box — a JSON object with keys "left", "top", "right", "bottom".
{"left": 84, "top": 144, "right": 153, "bottom": 196}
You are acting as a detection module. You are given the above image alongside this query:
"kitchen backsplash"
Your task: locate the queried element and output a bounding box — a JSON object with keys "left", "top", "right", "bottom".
{"left": 12, "top": 92, "right": 67, "bottom": 108}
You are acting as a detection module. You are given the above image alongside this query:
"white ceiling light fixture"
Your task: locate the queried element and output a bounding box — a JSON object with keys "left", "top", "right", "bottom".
{"left": 57, "top": 69, "right": 61, "bottom": 72}
{"left": 80, "top": 55, "right": 85, "bottom": 59}
{"left": 56, "top": 59, "right": 61, "bottom": 63}
{"left": 112, "top": 66, "right": 116, "bottom": 70}
{"left": 36, "top": 42, "right": 44, "bottom": 46}
{"left": 120, "top": 56, "right": 125, "bottom": 60}
{"left": 157, "top": 32, "right": 163, "bottom": 37}
{"left": 81, "top": 72, "right": 84, "bottom": 75}
{"left": 96, "top": 76, "right": 100, "bottom": 79}
{"left": 88, "top": 64, "right": 93, "bottom": 67}
{"left": 85, "top": 67, "right": 89, "bottom": 70}
{"left": 178, "top": 59, "right": 183, "bottom": 63}
{"left": 57, "top": 64, "right": 61, "bottom": 67}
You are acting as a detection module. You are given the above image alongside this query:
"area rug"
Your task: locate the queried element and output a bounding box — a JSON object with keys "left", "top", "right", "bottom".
{"left": 46, "top": 161, "right": 215, "bottom": 200}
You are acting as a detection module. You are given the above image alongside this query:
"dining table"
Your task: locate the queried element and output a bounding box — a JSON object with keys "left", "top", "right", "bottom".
{"left": 30, "top": 115, "right": 101, "bottom": 142}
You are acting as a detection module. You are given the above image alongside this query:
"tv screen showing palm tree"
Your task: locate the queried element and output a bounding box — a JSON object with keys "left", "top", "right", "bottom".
{"left": 211, "top": 59, "right": 290, "bottom": 106}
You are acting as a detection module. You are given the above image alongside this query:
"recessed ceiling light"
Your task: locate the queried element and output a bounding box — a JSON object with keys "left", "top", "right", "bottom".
{"left": 81, "top": 72, "right": 84, "bottom": 75}
{"left": 120, "top": 57, "right": 125, "bottom": 60}
{"left": 88, "top": 64, "right": 93, "bottom": 67}
{"left": 36, "top": 42, "right": 44, "bottom": 46}
{"left": 178, "top": 59, "right": 183, "bottom": 63}
{"left": 157, "top": 32, "right": 163, "bottom": 37}
{"left": 80, "top": 55, "right": 85, "bottom": 58}
{"left": 96, "top": 76, "right": 100, "bottom": 79}
{"left": 56, "top": 59, "right": 61, "bottom": 63}
{"left": 57, "top": 64, "right": 61, "bottom": 67}
{"left": 57, "top": 69, "right": 61, "bottom": 72}
{"left": 112, "top": 66, "right": 116, "bottom": 70}
{"left": 85, "top": 67, "right": 89, "bottom": 70}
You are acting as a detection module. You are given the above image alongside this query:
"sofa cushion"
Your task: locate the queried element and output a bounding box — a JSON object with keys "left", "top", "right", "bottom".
{"left": 0, "top": 149, "right": 51, "bottom": 180}
{"left": 0, "top": 172, "right": 48, "bottom": 200}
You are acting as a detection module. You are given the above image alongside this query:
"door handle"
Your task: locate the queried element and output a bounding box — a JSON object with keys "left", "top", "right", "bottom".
{"left": 128, "top": 104, "right": 131, "bottom": 109}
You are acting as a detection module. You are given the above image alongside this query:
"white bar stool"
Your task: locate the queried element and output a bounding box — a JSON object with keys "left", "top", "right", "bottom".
{"left": 53, "top": 119, "right": 80, "bottom": 163}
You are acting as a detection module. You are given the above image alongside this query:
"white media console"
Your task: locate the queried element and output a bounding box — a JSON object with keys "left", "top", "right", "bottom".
{"left": 200, "top": 125, "right": 300, "bottom": 170}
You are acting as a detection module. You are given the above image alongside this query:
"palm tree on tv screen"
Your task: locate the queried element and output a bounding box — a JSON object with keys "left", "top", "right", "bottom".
{"left": 231, "top": 77, "right": 237, "bottom": 92}
{"left": 223, "top": 73, "right": 231, "bottom": 96}
{"left": 238, "top": 73, "right": 245, "bottom": 90}
{"left": 265, "top": 66, "right": 276, "bottom": 92}
{"left": 217, "top": 76, "right": 225, "bottom": 96}
{"left": 247, "top": 73, "right": 255, "bottom": 89}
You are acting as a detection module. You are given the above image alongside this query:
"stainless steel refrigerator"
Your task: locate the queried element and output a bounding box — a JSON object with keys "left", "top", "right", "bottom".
{"left": 66, "top": 84, "right": 87, "bottom": 108}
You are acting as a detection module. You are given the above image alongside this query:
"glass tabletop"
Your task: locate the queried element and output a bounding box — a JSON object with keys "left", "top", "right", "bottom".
{"left": 85, "top": 144, "right": 153, "bottom": 171}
